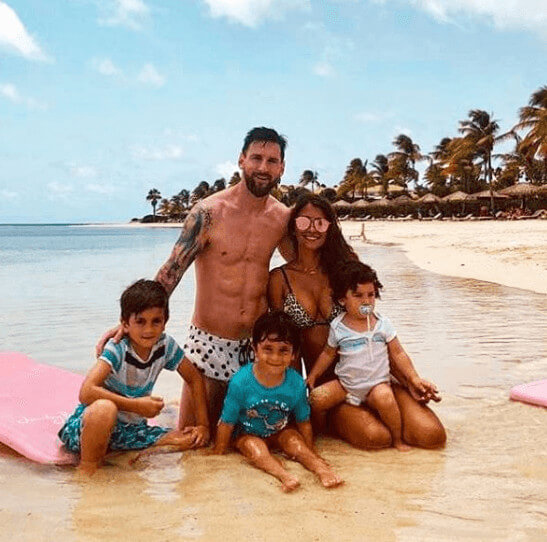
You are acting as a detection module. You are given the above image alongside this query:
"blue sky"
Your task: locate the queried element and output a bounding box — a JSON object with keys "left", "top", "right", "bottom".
{"left": 1, "top": 0, "right": 546, "bottom": 223}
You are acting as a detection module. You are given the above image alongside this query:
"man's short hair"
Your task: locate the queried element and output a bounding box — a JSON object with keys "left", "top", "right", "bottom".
{"left": 120, "top": 279, "right": 169, "bottom": 322}
{"left": 242, "top": 127, "right": 287, "bottom": 161}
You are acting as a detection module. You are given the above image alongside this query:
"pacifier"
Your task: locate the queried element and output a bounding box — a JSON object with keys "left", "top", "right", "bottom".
{"left": 359, "top": 304, "right": 373, "bottom": 316}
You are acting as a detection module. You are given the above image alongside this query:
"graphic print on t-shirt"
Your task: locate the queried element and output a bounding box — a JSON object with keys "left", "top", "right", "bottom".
{"left": 243, "top": 399, "right": 290, "bottom": 437}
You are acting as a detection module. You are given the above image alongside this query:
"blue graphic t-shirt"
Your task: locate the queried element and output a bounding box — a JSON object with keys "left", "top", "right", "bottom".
{"left": 220, "top": 364, "right": 310, "bottom": 437}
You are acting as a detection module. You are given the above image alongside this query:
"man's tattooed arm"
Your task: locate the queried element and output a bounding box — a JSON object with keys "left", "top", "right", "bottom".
{"left": 155, "top": 204, "right": 212, "bottom": 296}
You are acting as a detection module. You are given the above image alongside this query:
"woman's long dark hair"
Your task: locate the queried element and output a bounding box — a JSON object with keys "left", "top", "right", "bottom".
{"left": 288, "top": 193, "right": 358, "bottom": 290}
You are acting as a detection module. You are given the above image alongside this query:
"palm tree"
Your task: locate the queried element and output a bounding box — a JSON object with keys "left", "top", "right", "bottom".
{"left": 229, "top": 171, "right": 241, "bottom": 186}
{"left": 389, "top": 134, "right": 423, "bottom": 189}
{"left": 444, "top": 137, "right": 480, "bottom": 194}
{"left": 178, "top": 189, "right": 190, "bottom": 209}
{"left": 337, "top": 158, "right": 363, "bottom": 200}
{"left": 511, "top": 86, "right": 547, "bottom": 183}
{"left": 299, "top": 170, "right": 319, "bottom": 193}
{"left": 146, "top": 188, "right": 161, "bottom": 218}
{"left": 370, "top": 154, "right": 390, "bottom": 197}
{"left": 212, "top": 178, "right": 226, "bottom": 193}
{"left": 424, "top": 162, "right": 449, "bottom": 196}
{"left": 191, "top": 181, "right": 210, "bottom": 206}
{"left": 459, "top": 109, "right": 500, "bottom": 209}
{"left": 157, "top": 198, "right": 172, "bottom": 219}
{"left": 170, "top": 194, "right": 185, "bottom": 220}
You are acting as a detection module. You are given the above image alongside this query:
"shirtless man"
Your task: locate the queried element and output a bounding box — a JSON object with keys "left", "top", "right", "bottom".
{"left": 97, "top": 127, "right": 291, "bottom": 428}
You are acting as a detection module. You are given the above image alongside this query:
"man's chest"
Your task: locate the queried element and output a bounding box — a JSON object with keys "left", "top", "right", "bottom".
{"left": 206, "top": 214, "right": 284, "bottom": 263}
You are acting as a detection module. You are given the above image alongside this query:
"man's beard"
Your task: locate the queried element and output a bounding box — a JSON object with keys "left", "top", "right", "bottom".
{"left": 244, "top": 173, "right": 279, "bottom": 198}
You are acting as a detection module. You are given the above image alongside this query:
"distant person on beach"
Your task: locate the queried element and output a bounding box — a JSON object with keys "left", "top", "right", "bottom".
{"left": 268, "top": 194, "right": 446, "bottom": 449}
{"left": 63, "top": 280, "right": 209, "bottom": 474}
{"left": 307, "top": 261, "right": 440, "bottom": 451}
{"left": 210, "top": 311, "right": 343, "bottom": 492}
{"left": 97, "top": 127, "right": 291, "bottom": 429}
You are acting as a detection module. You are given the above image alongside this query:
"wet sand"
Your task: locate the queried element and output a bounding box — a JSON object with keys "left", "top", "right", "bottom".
{"left": 1, "top": 223, "right": 546, "bottom": 541}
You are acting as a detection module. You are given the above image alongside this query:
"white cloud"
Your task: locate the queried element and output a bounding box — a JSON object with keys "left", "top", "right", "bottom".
{"left": 0, "top": 82, "right": 46, "bottom": 110}
{"left": 202, "top": 0, "right": 309, "bottom": 27}
{"left": 132, "top": 144, "right": 184, "bottom": 160}
{"left": 215, "top": 160, "right": 238, "bottom": 179}
{"left": 313, "top": 61, "right": 334, "bottom": 77}
{"left": 92, "top": 57, "right": 122, "bottom": 77}
{"left": 70, "top": 165, "right": 97, "bottom": 178}
{"left": 383, "top": 1, "right": 547, "bottom": 39}
{"left": 393, "top": 125, "right": 413, "bottom": 137}
{"left": 85, "top": 183, "right": 115, "bottom": 194}
{"left": 98, "top": 0, "right": 150, "bottom": 30}
{"left": 0, "top": 189, "right": 18, "bottom": 199}
{"left": 137, "top": 63, "right": 165, "bottom": 87}
{"left": 0, "top": 83, "right": 20, "bottom": 102}
{"left": 0, "top": 2, "right": 49, "bottom": 61}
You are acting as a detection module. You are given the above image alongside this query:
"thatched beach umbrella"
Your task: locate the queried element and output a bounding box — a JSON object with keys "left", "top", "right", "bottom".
{"left": 367, "top": 198, "right": 392, "bottom": 217}
{"left": 332, "top": 199, "right": 352, "bottom": 208}
{"left": 499, "top": 182, "right": 545, "bottom": 209}
{"left": 368, "top": 197, "right": 391, "bottom": 207}
{"left": 442, "top": 191, "right": 471, "bottom": 202}
{"left": 418, "top": 193, "right": 441, "bottom": 203}
{"left": 392, "top": 194, "right": 413, "bottom": 204}
{"left": 351, "top": 199, "right": 370, "bottom": 209}
{"left": 332, "top": 199, "right": 351, "bottom": 217}
{"left": 348, "top": 198, "right": 369, "bottom": 217}
{"left": 499, "top": 183, "right": 543, "bottom": 197}
{"left": 442, "top": 190, "right": 472, "bottom": 215}
{"left": 471, "top": 190, "right": 509, "bottom": 199}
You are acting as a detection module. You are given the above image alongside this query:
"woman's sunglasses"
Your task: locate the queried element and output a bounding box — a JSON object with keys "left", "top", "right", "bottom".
{"left": 295, "top": 216, "right": 331, "bottom": 233}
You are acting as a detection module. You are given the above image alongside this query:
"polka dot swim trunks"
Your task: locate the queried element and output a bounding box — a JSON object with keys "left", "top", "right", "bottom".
{"left": 184, "top": 324, "right": 253, "bottom": 381}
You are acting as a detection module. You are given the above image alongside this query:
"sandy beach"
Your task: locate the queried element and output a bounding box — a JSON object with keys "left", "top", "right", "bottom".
{"left": 340, "top": 219, "right": 547, "bottom": 295}
{"left": 1, "top": 220, "right": 546, "bottom": 541}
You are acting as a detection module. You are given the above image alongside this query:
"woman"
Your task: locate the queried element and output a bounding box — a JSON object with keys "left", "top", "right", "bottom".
{"left": 268, "top": 193, "right": 445, "bottom": 449}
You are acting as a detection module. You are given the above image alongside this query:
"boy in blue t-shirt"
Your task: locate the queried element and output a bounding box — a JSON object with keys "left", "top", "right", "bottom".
{"left": 58, "top": 279, "right": 209, "bottom": 474}
{"left": 211, "top": 311, "right": 343, "bottom": 492}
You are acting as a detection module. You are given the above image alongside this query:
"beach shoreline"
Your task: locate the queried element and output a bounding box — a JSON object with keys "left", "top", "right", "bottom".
{"left": 123, "top": 219, "right": 547, "bottom": 295}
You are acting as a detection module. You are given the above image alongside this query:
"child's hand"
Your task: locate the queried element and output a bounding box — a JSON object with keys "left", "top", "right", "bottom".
{"left": 306, "top": 374, "right": 316, "bottom": 390}
{"left": 135, "top": 396, "right": 165, "bottom": 417}
{"left": 182, "top": 425, "right": 210, "bottom": 447}
{"left": 95, "top": 324, "right": 124, "bottom": 357}
{"left": 408, "top": 377, "right": 441, "bottom": 403}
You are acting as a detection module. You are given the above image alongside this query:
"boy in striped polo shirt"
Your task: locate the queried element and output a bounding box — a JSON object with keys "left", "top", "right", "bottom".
{"left": 58, "top": 279, "right": 209, "bottom": 474}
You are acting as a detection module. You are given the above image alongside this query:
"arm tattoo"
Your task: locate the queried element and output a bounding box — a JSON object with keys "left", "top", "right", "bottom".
{"left": 155, "top": 204, "right": 212, "bottom": 295}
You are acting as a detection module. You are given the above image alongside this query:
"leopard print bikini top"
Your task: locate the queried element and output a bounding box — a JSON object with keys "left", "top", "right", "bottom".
{"left": 278, "top": 266, "right": 343, "bottom": 329}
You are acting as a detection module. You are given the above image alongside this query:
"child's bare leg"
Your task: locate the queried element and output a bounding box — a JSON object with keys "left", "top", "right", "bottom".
{"left": 179, "top": 377, "right": 226, "bottom": 434}
{"left": 275, "top": 428, "right": 344, "bottom": 488}
{"left": 79, "top": 399, "right": 118, "bottom": 474}
{"left": 309, "top": 380, "right": 347, "bottom": 434}
{"left": 235, "top": 434, "right": 300, "bottom": 492}
{"left": 366, "top": 383, "right": 411, "bottom": 451}
{"left": 129, "top": 430, "right": 197, "bottom": 464}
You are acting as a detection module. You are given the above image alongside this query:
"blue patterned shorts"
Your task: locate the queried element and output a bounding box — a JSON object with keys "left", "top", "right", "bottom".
{"left": 58, "top": 404, "right": 170, "bottom": 453}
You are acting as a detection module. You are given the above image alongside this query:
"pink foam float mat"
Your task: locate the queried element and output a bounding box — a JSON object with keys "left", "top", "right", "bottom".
{"left": 510, "top": 379, "right": 547, "bottom": 408}
{"left": 0, "top": 352, "right": 83, "bottom": 465}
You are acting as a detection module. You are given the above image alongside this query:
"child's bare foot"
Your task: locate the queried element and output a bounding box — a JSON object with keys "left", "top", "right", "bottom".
{"left": 394, "top": 441, "right": 412, "bottom": 452}
{"left": 280, "top": 473, "right": 300, "bottom": 493}
{"left": 316, "top": 466, "right": 344, "bottom": 488}
{"left": 77, "top": 460, "right": 99, "bottom": 476}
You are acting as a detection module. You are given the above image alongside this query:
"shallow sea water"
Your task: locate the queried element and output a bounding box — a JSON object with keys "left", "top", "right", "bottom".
{"left": 0, "top": 225, "right": 545, "bottom": 541}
